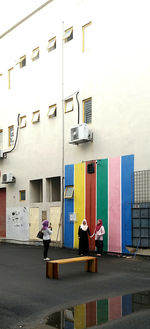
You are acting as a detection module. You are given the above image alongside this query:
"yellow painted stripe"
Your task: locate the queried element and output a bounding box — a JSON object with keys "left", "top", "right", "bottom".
{"left": 74, "top": 304, "right": 86, "bottom": 329}
{"left": 74, "top": 163, "right": 85, "bottom": 249}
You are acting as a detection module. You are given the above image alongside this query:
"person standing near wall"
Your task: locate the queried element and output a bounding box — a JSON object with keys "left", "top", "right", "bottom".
{"left": 41, "top": 220, "right": 53, "bottom": 260}
{"left": 91, "top": 219, "right": 105, "bottom": 256}
{"left": 78, "top": 219, "right": 91, "bottom": 256}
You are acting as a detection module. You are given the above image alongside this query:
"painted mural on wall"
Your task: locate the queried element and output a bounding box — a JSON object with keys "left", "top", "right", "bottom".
{"left": 64, "top": 154, "right": 134, "bottom": 254}
{"left": 6, "top": 207, "right": 29, "bottom": 241}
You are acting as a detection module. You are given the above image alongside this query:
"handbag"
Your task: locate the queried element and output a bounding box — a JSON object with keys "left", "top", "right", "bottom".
{"left": 37, "top": 230, "right": 43, "bottom": 239}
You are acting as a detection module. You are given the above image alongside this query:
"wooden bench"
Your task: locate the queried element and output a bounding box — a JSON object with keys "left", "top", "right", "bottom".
{"left": 46, "top": 256, "right": 98, "bottom": 279}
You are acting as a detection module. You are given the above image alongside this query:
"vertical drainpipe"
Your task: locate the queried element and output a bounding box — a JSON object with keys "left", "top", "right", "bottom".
{"left": 61, "top": 21, "right": 64, "bottom": 247}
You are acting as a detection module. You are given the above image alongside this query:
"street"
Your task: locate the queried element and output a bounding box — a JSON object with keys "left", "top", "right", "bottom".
{"left": 0, "top": 243, "right": 150, "bottom": 329}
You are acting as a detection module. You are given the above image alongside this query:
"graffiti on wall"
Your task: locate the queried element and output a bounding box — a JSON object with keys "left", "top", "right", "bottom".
{"left": 6, "top": 207, "right": 29, "bottom": 241}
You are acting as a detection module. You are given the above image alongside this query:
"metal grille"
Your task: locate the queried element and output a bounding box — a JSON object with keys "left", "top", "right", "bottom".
{"left": 84, "top": 98, "right": 92, "bottom": 124}
{"left": 132, "top": 170, "right": 150, "bottom": 205}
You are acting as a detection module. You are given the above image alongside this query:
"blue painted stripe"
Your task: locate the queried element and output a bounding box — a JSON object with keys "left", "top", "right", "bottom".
{"left": 122, "top": 294, "right": 132, "bottom": 316}
{"left": 64, "top": 165, "right": 74, "bottom": 248}
{"left": 121, "top": 155, "right": 134, "bottom": 253}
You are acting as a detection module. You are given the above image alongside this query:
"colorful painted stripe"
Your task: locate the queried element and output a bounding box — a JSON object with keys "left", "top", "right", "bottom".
{"left": 64, "top": 164, "right": 74, "bottom": 248}
{"left": 121, "top": 155, "right": 134, "bottom": 253}
{"left": 97, "top": 159, "right": 108, "bottom": 252}
{"left": 85, "top": 161, "right": 96, "bottom": 250}
{"left": 108, "top": 157, "right": 121, "bottom": 253}
{"left": 74, "top": 163, "right": 85, "bottom": 249}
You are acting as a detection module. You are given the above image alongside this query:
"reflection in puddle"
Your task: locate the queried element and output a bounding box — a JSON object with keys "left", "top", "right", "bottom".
{"left": 46, "top": 291, "right": 150, "bottom": 328}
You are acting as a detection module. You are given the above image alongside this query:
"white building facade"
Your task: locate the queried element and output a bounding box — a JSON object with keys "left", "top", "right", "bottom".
{"left": 0, "top": 0, "right": 150, "bottom": 251}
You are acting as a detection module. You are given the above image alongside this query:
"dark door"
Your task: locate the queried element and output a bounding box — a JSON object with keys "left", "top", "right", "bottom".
{"left": 0, "top": 188, "right": 6, "bottom": 237}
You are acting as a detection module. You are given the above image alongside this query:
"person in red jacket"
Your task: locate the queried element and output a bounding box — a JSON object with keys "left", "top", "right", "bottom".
{"left": 91, "top": 219, "right": 105, "bottom": 256}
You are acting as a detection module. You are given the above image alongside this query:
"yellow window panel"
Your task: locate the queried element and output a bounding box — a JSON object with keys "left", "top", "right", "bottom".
{"left": 48, "top": 37, "right": 56, "bottom": 52}
{"left": 19, "top": 55, "right": 26, "bottom": 68}
{"left": 31, "top": 47, "right": 39, "bottom": 61}
{"left": 82, "top": 21, "right": 92, "bottom": 52}
{"left": 65, "top": 98, "right": 73, "bottom": 113}
{"left": 20, "top": 116, "right": 27, "bottom": 128}
{"left": 48, "top": 104, "right": 57, "bottom": 118}
{"left": 64, "top": 27, "right": 73, "bottom": 43}
{"left": 8, "top": 67, "right": 14, "bottom": 89}
{"left": 32, "top": 111, "right": 40, "bottom": 123}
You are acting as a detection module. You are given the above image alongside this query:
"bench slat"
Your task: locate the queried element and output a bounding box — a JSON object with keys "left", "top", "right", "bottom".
{"left": 49, "top": 256, "right": 96, "bottom": 264}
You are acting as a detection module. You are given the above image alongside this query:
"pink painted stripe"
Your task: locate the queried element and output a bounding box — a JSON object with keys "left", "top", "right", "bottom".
{"left": 109, "top": 296, "right": 122, "bottom": 320}
{"left": 109, "top": 157, "right": 121, "bottom": 253}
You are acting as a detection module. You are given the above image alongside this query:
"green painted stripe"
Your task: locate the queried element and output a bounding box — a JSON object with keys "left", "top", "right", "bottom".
{"left": 97, "top": 159, "right": 108, "bottom": 252}
{"left": 97, "top": 299, "right": 108, "bottom": 324}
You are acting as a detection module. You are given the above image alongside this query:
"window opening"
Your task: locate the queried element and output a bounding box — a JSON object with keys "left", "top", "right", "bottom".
{"left": 30, "top": 179, "right": 43, "bottom": 203}
{"left": 0, "top": 130, "right": 3, "bottom": 149}
{"left": 48, "top": 104, "right": 57, "bottom": 118}
{"left": 20, "top": 190, "right": 26, "bottom": 201}
{"left": 64, "top": 27, "right": 73, "bottom": 43}
{"left": 83, "top": 97, "right": 92, "bottom": 124}
{"left": 82, "top": 21, "right": 92, "bottom": 52}
{"left": 8, "top": 125, "right": 14, "bottom": 146}
{"left": 46, "top": 176, "right": 61, "bottom": 202}
{"left": 20, "top": 116, "right": 27, "bottom": 128}
{"left": 65, "top": 98, "right": 73, "bottom": 113}
{"left": 64, "top": 186, "right": 74, "bottom": 199}
{"left": 48, "top": 37, "right": 56, "bottom": 52}
{"left": 8, "top": 67, "right": 14, "bottom": 89}
{"left": 31, "top": 47, "right": 39, "bottom": 61}
{"left": 19, "top": 55, "right": 26, "bottom": 68}
{"left": 32, "top": 111, "right": 40, "bottom": 123}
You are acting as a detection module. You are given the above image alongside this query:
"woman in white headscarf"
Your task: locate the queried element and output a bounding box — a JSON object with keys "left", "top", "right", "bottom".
{"left": 78, "top": 219, "right": 91, "bottom": 256}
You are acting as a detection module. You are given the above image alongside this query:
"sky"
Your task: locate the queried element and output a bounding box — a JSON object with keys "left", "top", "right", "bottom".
{"left": 0, "top": 0, "right": 46, "bottom": 35}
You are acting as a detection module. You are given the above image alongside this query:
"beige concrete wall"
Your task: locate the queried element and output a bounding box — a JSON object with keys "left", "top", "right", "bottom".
{"left": 0, "top": 0, "right": 150, "bottom": 240}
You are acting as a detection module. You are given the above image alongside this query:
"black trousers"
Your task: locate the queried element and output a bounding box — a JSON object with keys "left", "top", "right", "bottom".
{"left": 95, "top": 240, "right": 103, "bottom": 254}
{"left": 43, "top": 239, "right": 50, "bottom": 258}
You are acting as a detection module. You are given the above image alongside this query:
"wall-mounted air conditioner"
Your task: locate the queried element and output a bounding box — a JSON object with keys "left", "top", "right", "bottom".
{"left": 2, "top": 173, "right": 16, "bottom": 184}
{"left": 69, "top": 123, "right": 93, "bottom": 145}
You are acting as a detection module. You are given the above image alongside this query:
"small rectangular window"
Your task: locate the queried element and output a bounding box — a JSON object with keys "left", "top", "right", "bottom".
{"left": 31, "top": 47, "right": 39, "bottom": 61}
{"left": 83, "top": 98, "right": 92, "bottom": 124}
{"left": 19, "top": 55, "right": 26, "bottom": 68}
{"left": 20, "top": 190, "right": 26, "bottom": 201}
{"left": 64, "top": 27, "right": 73, "bottom": 43}
{"left": 48, "top": 104, "right": 57, "bottom": 118}
{"left": 8, "top": 67, "right": 14, "bottom": 89}
{"left": 0, "top": 129, "right": 3, "bottom": 149}
{"left": 8, "top": 125, "right": 14, "bottom": 146}
{"left": 32, "top": 111, "right": 40, "bottom": 123}
{"left": 48, "top": 37, "right": 56, "bottom": 52}
{"left": 65, "top": 98, "right": 73, "bottom": 113}
{"left": 82, "top": 21, "right": 92, "bottom": 52}
{"left": 20, "top": 116, "right": 27, "bottom": 128}
{"left": 64, "top": 186, "right": 74, "bottom": 199}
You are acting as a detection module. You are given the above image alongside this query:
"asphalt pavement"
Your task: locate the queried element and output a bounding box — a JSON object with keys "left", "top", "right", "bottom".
{"left": 0, "top": 242, "right": 150, "bottom": 329}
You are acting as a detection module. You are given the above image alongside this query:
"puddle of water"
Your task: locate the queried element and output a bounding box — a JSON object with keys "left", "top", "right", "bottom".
{"left": 46, "top": 291, "right": 150, "bottom": 328}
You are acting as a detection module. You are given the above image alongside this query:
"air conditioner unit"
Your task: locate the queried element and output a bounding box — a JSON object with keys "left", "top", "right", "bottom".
{"left": 2, "top": 173, "right": 16, "bottom": 184}
{"left": 69, "top": 123, "right": 93, "bottom": 145}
